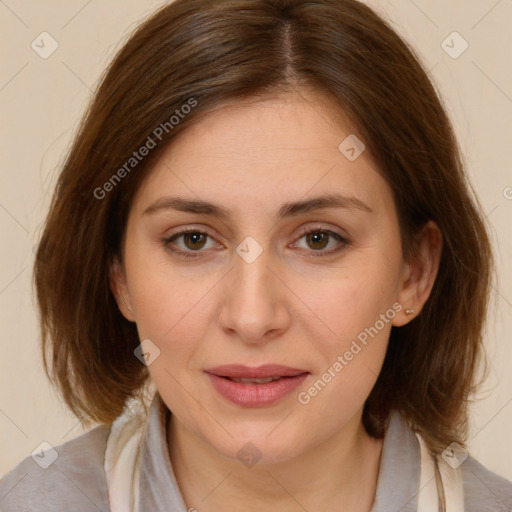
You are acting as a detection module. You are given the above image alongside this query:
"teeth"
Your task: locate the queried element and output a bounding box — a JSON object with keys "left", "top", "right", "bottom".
{"left": 230, "top": 377, "right": 281, "bottom": 384}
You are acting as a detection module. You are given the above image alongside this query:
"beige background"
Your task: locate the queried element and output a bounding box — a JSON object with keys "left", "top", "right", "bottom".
{"left": 1, "top": 0, "right": 511, "bottom": 481}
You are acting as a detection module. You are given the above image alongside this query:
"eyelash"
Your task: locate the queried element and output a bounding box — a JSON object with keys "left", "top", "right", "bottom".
{"left": 161, "top": 225, "right": 351, "bottom": 259}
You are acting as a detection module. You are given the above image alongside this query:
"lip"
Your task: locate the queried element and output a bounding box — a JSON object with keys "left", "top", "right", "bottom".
{"left": 204, "top": 364, "right": 309, "bottom": 407}
{"left": 205, "top": 364, "right": 308, "bottom": 379}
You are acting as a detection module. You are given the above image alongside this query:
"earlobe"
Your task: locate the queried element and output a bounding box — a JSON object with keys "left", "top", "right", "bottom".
{"left": 392, "top": 220, "right": 443, "bottom": 327}
{"left": 109, "top": 257, "right": 136, "bottom": 322}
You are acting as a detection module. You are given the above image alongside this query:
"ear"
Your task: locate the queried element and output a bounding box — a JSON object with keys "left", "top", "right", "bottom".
{"left": 109, "top": 256, "right": 136, "bottom": 322}
{"left": 392, "top": 220, "right": 443, "bottom": 327}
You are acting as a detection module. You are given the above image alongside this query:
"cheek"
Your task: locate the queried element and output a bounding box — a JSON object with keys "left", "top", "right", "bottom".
{"left": 297, "top": 276, "right": 394, "bottom": 416}
{"left": 295, "top": 257, "right": 400, "bottom": 351}
{"left": 311, "top": 258, "right": 400, "bottom": 407}
{"left": 125, "top": 241, "right": 209, "bottom": 339}
{"left": 124, "top": 248, "right": 224, "bottom": 402}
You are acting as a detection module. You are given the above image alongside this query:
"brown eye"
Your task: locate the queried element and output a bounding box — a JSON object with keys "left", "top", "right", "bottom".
{"left": 182, "top": 232, "right": 208, "bottom": 250}
{"left": 162, "top": 228, "right": 218, "bottom": 259}
{"left": 305, "top": 231, "right": 330, "bottom": 251}
{"left": 293, "top": 227, "right": 351, "bottom": 258}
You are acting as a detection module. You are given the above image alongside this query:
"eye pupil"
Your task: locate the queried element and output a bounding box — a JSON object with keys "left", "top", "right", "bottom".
{"left": 307, "top": 231, "right": 329, "bottom": 250}
{"left": 184, "top": 232, "right": 206, "bottom": 250}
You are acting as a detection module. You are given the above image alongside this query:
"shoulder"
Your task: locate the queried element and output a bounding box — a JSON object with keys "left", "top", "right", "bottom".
{"left": 0, "top": 424, "right": 111, "bottom": 512}
{"left": 381, "top": 411, "right": 512, "bottom": 511}
{"left": 462, "top": 455, "right": 512, "bottom": 511}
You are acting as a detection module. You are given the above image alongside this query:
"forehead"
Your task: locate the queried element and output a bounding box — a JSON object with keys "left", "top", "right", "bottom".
{"left": 131, "top": 91, "right": 392, "bottom": 218}
{"left": 163, "top": 90, "right": 359, "bottom": 163}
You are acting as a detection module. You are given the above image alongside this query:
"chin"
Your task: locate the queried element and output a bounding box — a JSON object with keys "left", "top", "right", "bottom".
{"left": 201, "top": 421, "right": 309, "bottom": 466}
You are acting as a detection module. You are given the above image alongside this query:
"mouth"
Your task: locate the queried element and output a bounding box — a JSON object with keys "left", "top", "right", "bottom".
{"left": 205, "top": 364, "right": 308, "bottom": 379}
{"left": 204, "top": 364, "right": 310, "bottom": 407}
{"left": 225, "top": 376, "right": 283, "bottom": 384}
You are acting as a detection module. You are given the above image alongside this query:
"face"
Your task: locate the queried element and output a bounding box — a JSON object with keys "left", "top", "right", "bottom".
{"left": 110, "top": 90, "right": 440, "bottom": 464}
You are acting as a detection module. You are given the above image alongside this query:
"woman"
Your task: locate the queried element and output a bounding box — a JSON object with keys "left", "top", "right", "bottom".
{"left": 1, "top": 0, "right": 511, "bottom": 510}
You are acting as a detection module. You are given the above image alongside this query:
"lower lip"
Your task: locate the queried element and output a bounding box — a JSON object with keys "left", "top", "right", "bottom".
{"left": 206, "top": 373, "right": 309, "bottom": 407}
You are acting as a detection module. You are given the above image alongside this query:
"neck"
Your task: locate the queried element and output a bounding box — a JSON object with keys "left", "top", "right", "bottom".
{"left": 167, "top": 410, "right": 383, "bottom": 512}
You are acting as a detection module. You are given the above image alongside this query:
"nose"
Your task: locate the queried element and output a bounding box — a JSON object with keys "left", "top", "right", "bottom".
{"left": 217, "top": 245, "right": 291, "bottom": 345}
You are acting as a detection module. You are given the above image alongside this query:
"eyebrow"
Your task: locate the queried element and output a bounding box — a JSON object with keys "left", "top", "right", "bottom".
{"left": 142, "top": 193, "right": 373, "bottom": 220}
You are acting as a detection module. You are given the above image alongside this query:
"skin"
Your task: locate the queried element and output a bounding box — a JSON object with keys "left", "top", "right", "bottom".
{"left": 110, "top": 89, "right": 442, "bottom": 512}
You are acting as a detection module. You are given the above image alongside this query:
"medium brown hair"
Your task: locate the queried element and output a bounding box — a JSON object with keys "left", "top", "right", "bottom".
{"left": 34, "top": 0, "right": 494, "bottom": 454}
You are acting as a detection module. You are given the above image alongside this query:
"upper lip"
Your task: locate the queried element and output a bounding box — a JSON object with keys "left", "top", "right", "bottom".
{"left": 204, "top": 364, "right": 309, "bottom": 378}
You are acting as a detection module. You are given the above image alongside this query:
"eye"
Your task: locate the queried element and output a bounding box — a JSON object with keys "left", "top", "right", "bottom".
{"left": 161, "top": 228, "right": 219, "bottom": 259}
{"left": 161, "top": 225, "right": 351, "bottom": 260}
{"left": 292, "top": 225, "right": 351, "bottom": 257}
